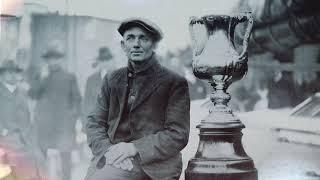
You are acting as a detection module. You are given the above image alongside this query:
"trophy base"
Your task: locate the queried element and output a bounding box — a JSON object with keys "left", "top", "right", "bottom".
{"left": 185, "top": 158, "right": 258, "bottom": 180}
{"left": 185, "top": 123, "right": 257, "bottom": 180}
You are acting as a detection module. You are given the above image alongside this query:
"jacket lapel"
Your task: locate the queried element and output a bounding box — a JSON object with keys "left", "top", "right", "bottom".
{"left": 115, "top": 69, "right": 128, "bottom": 112}
{"left": 130, "top": 63, "right": 166, "bottom": 111}
{"left": 108, "top": 68, "right": 128, "bottom": 111}
{"left": 109, "top": 68, "right": 128, "bottom": 140}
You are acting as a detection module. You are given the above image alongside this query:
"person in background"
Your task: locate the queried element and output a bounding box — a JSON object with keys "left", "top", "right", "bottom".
{"left": 0, "top": 60, "right": 39, "bottom": 179}
{"left": 85, "top": 18, "right": 190, "bottom": 180}
{"left": 268, "top": 71, "right": 297, "bottom": 109}
{"left": 28, "top": 49, "right": 82, "bottom": 180}
{"left": 82, "top": 47, "right": 114, "bottom": 128}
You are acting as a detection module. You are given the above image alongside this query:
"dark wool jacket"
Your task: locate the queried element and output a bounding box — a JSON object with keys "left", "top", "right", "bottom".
{"left": 86, "top": 55, "right": 190, "bottom": 179}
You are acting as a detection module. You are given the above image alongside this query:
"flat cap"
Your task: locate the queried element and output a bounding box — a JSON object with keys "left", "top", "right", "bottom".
{"left": 118, "top": 17, "right": 163, "bottom": 42}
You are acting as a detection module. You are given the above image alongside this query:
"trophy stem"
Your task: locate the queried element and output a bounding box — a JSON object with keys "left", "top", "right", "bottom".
{"left": 210, "top": 76, "right": 232, "bottom": 113}
{"left": 185, "top": 76, "right": 258, "bottom": 180}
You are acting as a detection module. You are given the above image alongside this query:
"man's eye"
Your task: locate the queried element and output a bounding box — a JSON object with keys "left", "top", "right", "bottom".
{"left": 140, "top": 37, "right": 149, "bottom": 41}
{"left": 126, "top": 36, "right": 134, "bottom": 41}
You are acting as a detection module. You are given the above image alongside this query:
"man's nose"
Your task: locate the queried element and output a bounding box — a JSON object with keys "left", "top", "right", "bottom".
{"left": 133, "top": 39, "right": 141, "bottom": 49}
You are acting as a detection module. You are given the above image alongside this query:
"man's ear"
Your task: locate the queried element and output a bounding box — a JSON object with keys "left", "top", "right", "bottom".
{"left": 120, "top": 40, "right": 125, "bottom": 50}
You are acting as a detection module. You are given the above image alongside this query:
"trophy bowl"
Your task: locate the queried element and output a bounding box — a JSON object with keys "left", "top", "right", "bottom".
{"left": 190, "top": 13, "right": 253, "bottom": 86}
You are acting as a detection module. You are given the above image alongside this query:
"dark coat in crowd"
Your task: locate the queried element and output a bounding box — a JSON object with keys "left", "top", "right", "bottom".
{"left": 83, "top": 72, "right": 103, "bottom": 119}
{"left": 29, "top": 66, "right": 81, "bottom": 152}
{"left": 0, "top": 83, "right": 40, "bottom": 179}
{"left": 0, "top": 83, "right": 30, "bottom": 140}
{"left": 86, "top": 57, "right": 190, "bottom": 179}
{"left": 268, "top": 72, "right": 297, "bottom": 109}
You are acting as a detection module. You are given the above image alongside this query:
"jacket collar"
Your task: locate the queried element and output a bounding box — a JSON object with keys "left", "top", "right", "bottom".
{"left": 127, "top": 53, "right": 157, "bottom": 75}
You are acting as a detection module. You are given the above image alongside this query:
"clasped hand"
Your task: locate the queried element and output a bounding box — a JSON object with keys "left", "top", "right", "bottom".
{"left": 105, "top": 142, "right": 137, "bottom": 171}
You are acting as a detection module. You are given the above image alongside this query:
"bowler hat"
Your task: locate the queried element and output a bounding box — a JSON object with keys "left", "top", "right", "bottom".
{"left": 92, "top": 47, "right": 113, "bottom": 68}
{"left": 42, "top": 49, "right": 64, "bottom": 59}
{"left": 96, "top": 47, "right": 113, "bottom": 61}
{"left": 0, "top": 60, "right": 23, "bottom": 73}
{"left": 118, "top": 17, "right": 163, "bottom": 42}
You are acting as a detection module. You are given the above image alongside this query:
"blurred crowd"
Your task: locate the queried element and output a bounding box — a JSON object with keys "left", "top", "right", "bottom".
{"left": 0, "top": 46, "right": 115, "bottom": 180}
{"left": 229, "top": 65, "right": 320, "bottom": 112}
{"left": 1, "top": 43, "right": 319, "bottom": 180}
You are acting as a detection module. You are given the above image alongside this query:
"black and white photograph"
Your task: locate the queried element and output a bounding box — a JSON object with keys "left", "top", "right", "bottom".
{"left": 0, "top": 0, "right": 320, "bottom": 179}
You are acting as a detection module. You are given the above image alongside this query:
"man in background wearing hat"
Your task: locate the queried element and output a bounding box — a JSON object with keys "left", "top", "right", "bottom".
{"left": 0, "top": 60, "right": 40, "bottom": 179}
{"left": 85, "top": 18, "right": 190, "bottom": 180}
{"left": 28, "top": 49, "right": 82, "bottom": 180}
{"left": 82, "top": 47, "right": 114, "bottom": 128}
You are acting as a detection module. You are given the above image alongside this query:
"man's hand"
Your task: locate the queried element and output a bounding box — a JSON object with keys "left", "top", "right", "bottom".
{"left": 105, "top": 142, "right": 137, "bottom": 166}
{"left": 113, "top": 157, "right": 134, "bottom": 171}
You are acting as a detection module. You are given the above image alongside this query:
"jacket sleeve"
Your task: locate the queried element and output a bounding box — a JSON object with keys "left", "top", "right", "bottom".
{"left": 85, "top": 75, "right": 112, "bottom": 158}
{"left": 132, "top": 78, "right": 190, "bottom": 165}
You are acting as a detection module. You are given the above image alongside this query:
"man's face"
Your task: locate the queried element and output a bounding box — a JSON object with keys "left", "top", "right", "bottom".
{"left": 121, "top": 27, "right": 156, "bottom": 62}
{"left": 1, "top": 70, "right": 20, "bottom": 85}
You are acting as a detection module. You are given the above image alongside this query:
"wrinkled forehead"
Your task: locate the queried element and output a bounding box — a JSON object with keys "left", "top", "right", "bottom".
{"left": 123, "top": 26, "right": 154, "bottom": 40}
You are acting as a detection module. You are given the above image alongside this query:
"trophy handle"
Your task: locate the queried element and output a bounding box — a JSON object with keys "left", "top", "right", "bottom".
{"left": 189, "top": 16, "right": 209, "bottom": 57}
{"left": 233, "top": 12, "right": 254, "bottom": 60}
